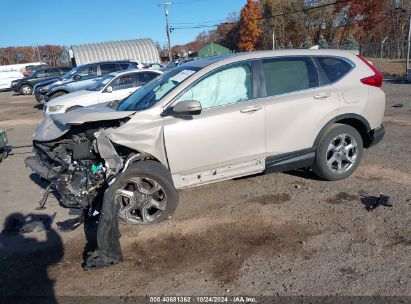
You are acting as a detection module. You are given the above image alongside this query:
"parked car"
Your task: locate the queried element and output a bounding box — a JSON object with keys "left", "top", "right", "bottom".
{"left": 45, "top": 69, "right": 162, "bottom": 114}
{"left": 10, "top": 67, "right": 71, "bottom": 95}
{"left": 145, "top": 63, "right": 165, "bottom": 70}
{"left": 35, "top": 60, "right": 143, "bottom": 102}
{"left": 21, "top": 64, "right": 48, "bottom": 77}
{"left": 0, "top": 71, "right": 23, "bottom": 91}
{"left": 26, "top": 50, "right": 385, "bottom": 226}
{"left": 163, "top": 57, "right": 197, "bottom": 71}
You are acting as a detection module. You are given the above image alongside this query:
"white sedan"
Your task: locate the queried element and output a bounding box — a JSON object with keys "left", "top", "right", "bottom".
{"left": 45, "top": 69, "right": 162, "bottom": 114}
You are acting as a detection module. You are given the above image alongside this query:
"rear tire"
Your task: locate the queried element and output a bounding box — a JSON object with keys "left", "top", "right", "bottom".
{"left": 313, "top": 123, "right": 363, "bottom": 181}
{"left": 107, "top": 160, "right": 179, "bottom": 225}
{"left": 19, "top": 84, "right": 32, "bottom": 95}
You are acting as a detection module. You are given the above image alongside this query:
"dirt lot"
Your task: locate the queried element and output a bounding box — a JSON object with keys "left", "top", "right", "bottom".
{"left": 0, "top": 82, "right": 410, "bottom": 299}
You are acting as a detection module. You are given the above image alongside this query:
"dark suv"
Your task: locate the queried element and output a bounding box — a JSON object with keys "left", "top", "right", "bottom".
{"left": 34, "top": 61, "right": 141, "bottom": 102}
{"left": 11, "top": 67, "right": 72, "bottom": 95}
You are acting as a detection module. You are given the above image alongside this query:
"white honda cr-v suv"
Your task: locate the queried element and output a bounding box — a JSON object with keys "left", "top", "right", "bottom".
{"left": 27, "top": 49, "right": 385, "bottom": 225}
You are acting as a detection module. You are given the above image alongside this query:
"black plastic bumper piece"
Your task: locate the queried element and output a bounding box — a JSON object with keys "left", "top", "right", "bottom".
{"left": 25, "top": 156, "right": 58, "bottom": 181}
{"left": 368, "top": 125, "right": 385, "bottom": 148}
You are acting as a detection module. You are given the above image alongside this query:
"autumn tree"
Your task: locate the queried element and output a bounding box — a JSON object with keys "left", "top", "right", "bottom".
{"left": 238, "top": 0, "right": 262, "bottom": 51}
{"left": 0, "top": 45, "right": 68, "bottom": 66}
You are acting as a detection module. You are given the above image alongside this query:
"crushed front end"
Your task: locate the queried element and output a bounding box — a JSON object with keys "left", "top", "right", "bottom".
{"left": 25, "top": 108, "right": 132, "bottom": 211}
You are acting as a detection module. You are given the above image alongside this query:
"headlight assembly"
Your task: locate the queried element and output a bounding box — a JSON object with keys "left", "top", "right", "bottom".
{"left": 47, "top": 105, "right": 65, "bottom": 112}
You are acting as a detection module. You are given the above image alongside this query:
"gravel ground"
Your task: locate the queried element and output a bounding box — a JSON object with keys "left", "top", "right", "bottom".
{"left": 0, "top": 81, "right": 410, "bottom": 298}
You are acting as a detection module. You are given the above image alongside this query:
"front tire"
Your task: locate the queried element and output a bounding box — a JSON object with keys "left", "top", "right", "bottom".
{"left": 108, "top": 160, "right": 179, "bottom": 225}
{"left": 313, "top": 123, "right": 363, "bottom": 181}
{"left": 20, "top": 84, "right": 32, "bottom": 95}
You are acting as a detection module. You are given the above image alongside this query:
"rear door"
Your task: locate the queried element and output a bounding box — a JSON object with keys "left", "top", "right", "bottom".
{"left": 163, "top": 61, "right": 266, "bottom": 186}
{"left": 261, "top": 56, "right": 340, "bottom": 155}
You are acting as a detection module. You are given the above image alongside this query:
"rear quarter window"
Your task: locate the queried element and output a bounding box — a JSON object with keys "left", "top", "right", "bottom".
{"left": 316, "top": 57, "right": 353, "bottom": 83}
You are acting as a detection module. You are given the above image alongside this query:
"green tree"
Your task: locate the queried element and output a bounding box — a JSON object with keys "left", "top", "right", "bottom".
{"left": 318, "top": 35, "right": 328, "bottom": 49}
{"left": 303, "top": 36, "right": 313, "bottom": 49}
{"left": 342, "top": 33, "right": 359, "bottom": 50}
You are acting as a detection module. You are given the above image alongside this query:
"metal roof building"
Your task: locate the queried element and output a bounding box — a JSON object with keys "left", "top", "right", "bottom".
{"left": 69, "top": 38, "right": 160, "bottom": 66}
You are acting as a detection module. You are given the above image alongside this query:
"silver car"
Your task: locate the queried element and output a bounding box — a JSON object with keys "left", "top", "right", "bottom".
{"left": 26, "top": 50, "right": 385, "bottom": 225}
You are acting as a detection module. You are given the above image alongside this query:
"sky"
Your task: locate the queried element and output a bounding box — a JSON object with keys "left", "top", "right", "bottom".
{"left": 0, "top": 0, "right": 245, "bottom": 48}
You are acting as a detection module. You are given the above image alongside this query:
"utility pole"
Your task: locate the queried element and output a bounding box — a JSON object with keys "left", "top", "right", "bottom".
{"left": 272, "top": 31, "right": 275, "bottom": 50}
{"left": 159, "top": 2, "right": 173, "bottom": 62}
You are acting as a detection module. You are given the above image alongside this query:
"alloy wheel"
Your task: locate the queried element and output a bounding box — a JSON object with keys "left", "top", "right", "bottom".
{"left": 115, "top": 176, "right": 167, "bottom": 224}
{"left": 326, "top": 134, "right": 358, "bottom": 174}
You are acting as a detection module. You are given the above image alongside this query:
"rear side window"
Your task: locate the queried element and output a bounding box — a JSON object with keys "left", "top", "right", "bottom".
{"left": 316, "top": 57, "right": 352, "bottom": 83}
{"left": 100, "top": 63, "right": 118, "bottom": 74}
{"left": 135, "top": 72, "right": 158, "bottom": 86}
{"left": 262, "top": 57, "right": 318, "bottom": 96}
{"left": 119, "top": 63, "right": 130, "bottom": 70}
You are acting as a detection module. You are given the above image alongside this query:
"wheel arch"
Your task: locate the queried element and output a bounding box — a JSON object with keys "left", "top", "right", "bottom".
{"left": 19, "top": 82, "right": 32, "bottom": 89}
{"left": 113, "top": 145, "right": 164, "bottom": 172}
{"left": 313, "top": 114, "right": 372, "bottom": 148}
{"left": 51, "top": 89, "right": 69, "bottom": 96}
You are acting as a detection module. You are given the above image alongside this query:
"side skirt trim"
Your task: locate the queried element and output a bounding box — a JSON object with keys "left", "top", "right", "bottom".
{"left": 265, "top": 147, "right": 315, "bottom": 173}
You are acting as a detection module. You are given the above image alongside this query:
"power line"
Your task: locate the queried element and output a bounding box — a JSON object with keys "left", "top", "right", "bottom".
{"left": 172, "top": 0, "right": 353, "bottom": 30}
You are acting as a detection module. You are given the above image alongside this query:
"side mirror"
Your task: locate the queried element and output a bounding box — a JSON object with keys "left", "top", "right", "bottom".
{"left": 172, "top": 100, "right": 202, "bottom": 116}
{"left": 105, "top": 86, "right": 113, "bottom": 93}
{"left": 73, "top": 74, "right": 82, "bottom": 81}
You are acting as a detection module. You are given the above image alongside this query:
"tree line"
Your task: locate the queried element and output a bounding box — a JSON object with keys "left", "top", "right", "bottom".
{"left": 0, "top": 45, "right": 69, "bottom": 66}
{"left": 168, "top": 0, "right": 411, "bottom": 56}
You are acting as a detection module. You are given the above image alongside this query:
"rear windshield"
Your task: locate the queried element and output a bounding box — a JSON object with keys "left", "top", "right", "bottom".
{"left": 316, "top": 57, "right": 353, "bottom": 83}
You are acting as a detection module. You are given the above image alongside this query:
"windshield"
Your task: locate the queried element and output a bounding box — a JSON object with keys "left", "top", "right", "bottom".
{"left": 166, "top": 60, "right": 179, "bottom": 69}
{"left": 62, "top": 66, "right": 80, "bottom": 80}
{"left": 117, "top": 66, "right": 199, "bottom": 112}
{"left": 86, "top": 75, "right": 114, "bottom": 91}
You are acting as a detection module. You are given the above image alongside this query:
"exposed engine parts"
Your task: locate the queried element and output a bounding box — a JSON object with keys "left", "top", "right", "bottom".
{"left": 26, "top": 124, "right": 115, "bottom": 210}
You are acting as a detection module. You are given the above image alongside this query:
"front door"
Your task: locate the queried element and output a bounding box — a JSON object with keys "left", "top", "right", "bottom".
{"left": 163, "top": 62, "right": 266, "bottom": 186}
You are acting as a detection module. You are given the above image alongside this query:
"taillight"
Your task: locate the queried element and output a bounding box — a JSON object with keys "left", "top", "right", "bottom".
{"left": 357, "top": 55, "right": 383, "bottom": 87}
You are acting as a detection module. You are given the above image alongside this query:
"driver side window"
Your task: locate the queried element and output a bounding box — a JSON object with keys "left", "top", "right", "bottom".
{"left": 110, "top": 74, "right": 134, "bottom": 91}
{"left": 77, "top": 65, "right": 97, "bottom": 79}
{"left": 175, "top": 63, "right": 253, "bottom": 109}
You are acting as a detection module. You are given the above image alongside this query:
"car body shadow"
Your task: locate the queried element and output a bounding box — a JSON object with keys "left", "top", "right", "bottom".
{"left": 0, "top": 213, "right": 64, "bottom": 302}
{"left": 33, "top": 104, "right": 44, "bottom": 110}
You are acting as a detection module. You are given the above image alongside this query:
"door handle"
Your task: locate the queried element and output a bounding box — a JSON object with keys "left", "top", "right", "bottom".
{"left": 240, "top": 106, "right": 262, "bottom": 113}
{"left": 313, "top": 92, "right": 331, "bottom": 100}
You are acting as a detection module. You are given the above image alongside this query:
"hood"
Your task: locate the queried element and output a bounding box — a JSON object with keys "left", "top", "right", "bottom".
{"left": 36, "top": 78, "right": 60, "bottom": 88}
{"left": 33, "top": 103, "right": 135, "bottom": 142}
{"left": 49, "top": 78, "right": 71, "bottom": 89}
{"left": 46, "top": 89, "right": 97, "bottom": 107}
